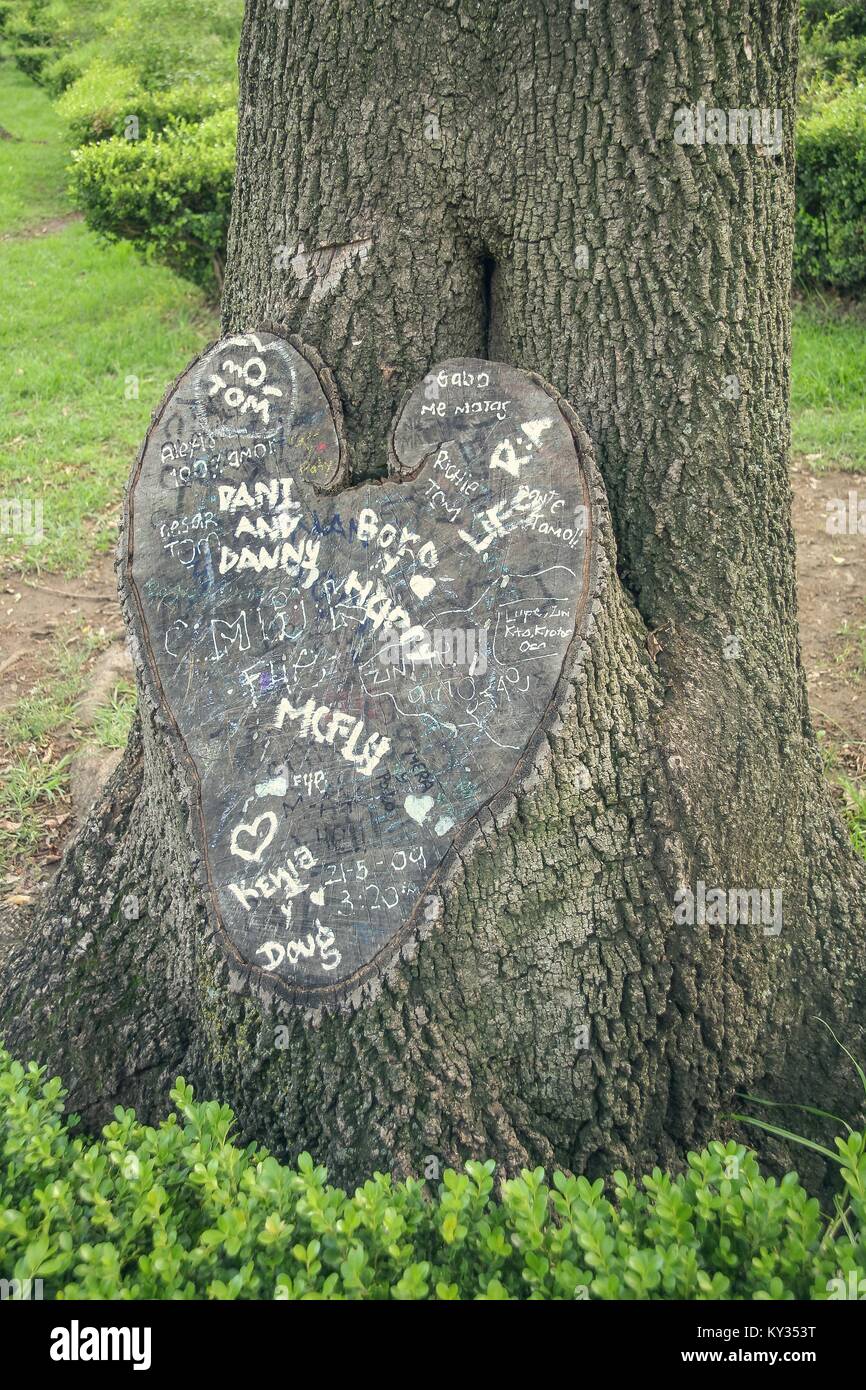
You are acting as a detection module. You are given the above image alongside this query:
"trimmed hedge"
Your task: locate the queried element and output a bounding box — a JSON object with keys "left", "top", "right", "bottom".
{"left": 56, "top": 59, "right": 236, "bottom": 145}
{"left": 5, "top": 0, "right": 241, "bottom": 91}
{"left": 2, "top": 0, "right": 240, "bottom": 294}
{"left": 796, "top": 3, "right": 866, "bottom": 290}
{"left": 796, "top": 85, "right": 866, "bottom": 290}
{"left": 68, "top": 108, "right": 236, "bottom": 295}
{"left": 2, "top": 0, "right": 66, "bottom": 79}
{"left": 1, "top": 1049, "right": 864, "bottom": 1300}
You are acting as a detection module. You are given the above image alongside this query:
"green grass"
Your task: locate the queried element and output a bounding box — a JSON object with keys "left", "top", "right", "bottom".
{"left": 0, "top": 754, "right": 70, "bottom": 872}
{"left": 0, "top": 57, "right": 69, "bottom": 231}
{"left": 791, "top": 296, "right": 866, "bottom": 472}
{"left": 0, "top": 53, "right": 218, "bottom": 577}
{"left": 0, "top": 627, "right": 137, "bottom": 872}
{"left": 838, "top": 776, "right": 866, "bottom": 860}
{"left": 89, "top": 678, "right": 136, "bottom": 750}
{"left": 0, "top": 629, "right": 107, "bottom": 747}
{"left": 835, "top": 614, "right": 866, "bottom": 679}
{"left": 0, "top": 627, "right": 113, "bottom": 872}
{"left": 819, "top": 731, "right": 866, "bottom": 863}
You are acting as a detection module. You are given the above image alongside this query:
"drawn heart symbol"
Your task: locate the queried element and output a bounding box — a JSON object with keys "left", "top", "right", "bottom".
{"left": 230, "top": 812, "right": 278, "bottom": 864}
{"left": 123, "top": 330, "right": 599, "bottom": 1004}
{"left": 404, "top": 794, "right": 435, "bottom": 827}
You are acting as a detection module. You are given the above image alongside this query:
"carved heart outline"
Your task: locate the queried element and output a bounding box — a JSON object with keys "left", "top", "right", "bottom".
{"left": 230, "top": 812, "right": 278, "bottom": 864}
{"left": 121, "top": 328, "right": 607, "bottom": 1010}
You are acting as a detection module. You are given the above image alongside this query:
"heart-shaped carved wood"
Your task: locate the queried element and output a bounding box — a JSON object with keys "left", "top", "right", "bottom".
{"left": 123, "top": 331, "right": 598, "bottom": 1003}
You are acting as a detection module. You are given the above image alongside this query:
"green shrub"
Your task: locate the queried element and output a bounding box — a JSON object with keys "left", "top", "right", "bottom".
{"left": 796, "top": 84, "right": 866, "bottom": 290}
{"left": 2, "top": 0, "right": 241, "bottom": 293}
{"left": 801, "top": 1, "right": 866, "bottom": 51}
{"left": 801, "top": 33, "right": 866, "bottom": 91}
{"left": 99, "top": 0, "right": 242, "bottom": 89}
{"left": 39, "top": 50, "right": 87, "bottom": 96}
{"left": 68, "top": 108, "right": 236, "bottom": 295}
{"left": 4, "top": 0, "right": 242, "bottom": 92}
{"left": 0, "top": 1047, "right": 864, "bottom": 1300}
{"left": 8, "top": 43, "right": 62, "bottom": 80}
{"left": 4, "top": 0, "right": 57, "bottom": 75}
{"left": 3, "top": 0, "right": 106, "bottom": 91}
{"left": 56, "top": 60, "right": 236, "bottom": 145}
{"left": 53, "top": 58, "right": 139, "bottom": 141}
{"left": 796, "top": 5, "right": 866, "bottom": 291}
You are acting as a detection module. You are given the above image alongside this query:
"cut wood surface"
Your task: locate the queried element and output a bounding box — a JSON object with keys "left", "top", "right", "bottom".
{"left": 123, "top": 332, "right": 599, "bottom": 1002}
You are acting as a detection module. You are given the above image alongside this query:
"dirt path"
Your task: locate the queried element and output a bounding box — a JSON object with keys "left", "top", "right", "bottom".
{"left": 0, "top": 554, "right": 131, "bottom": 946}
{"left": 0, "top": 554, "right": 123, "bottom": 713}
{"left": 0, "top": 210, "right": 83, "bottom": 242}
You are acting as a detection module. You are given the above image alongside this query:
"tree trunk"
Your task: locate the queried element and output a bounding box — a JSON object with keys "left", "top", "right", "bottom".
{"left": 3, "top": 0, "right": 865, "bottom": 1189}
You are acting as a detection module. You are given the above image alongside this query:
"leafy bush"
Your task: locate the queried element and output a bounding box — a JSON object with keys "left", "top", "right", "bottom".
{"left": 68, "top": 108, "right": 236, "bottom": 294}
{"left": 796, "top": 4, "right": 866, "bottom": 291}
{"left": 3, "top": 0, "right": 60, "bottom": 77}
{"left": 3, "top": 0, "right": 102, "bottom": 90}
{"left": 0, "top": 1047, "right": 864, "bottom": 1300}
{"left": 5, "top": 0, "right": 242, "bottom": 92}
{"left": 56, "top": 59, "right": 235, "bottom": 145}
{"left": 95, "top": 0, "right": 241, "bottom": 90}
{"left": 796, "top": 84, "right": 866, "bottom": 291}
{"left": 2, "top": 0, "right": 241, "bottom": 296}
{"left": 40, "top": 50, "right": 87, "bottom": 96}
{"left": 801, "top": 1, "right": 866, "bottom": 87}
{"left": 53, "top": 58, "right": 139, "bottom": 141}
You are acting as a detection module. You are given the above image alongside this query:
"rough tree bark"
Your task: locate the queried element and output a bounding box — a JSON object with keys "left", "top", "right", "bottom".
{"left": 3, "top": 0, "right": 865, "bottom": 1188}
